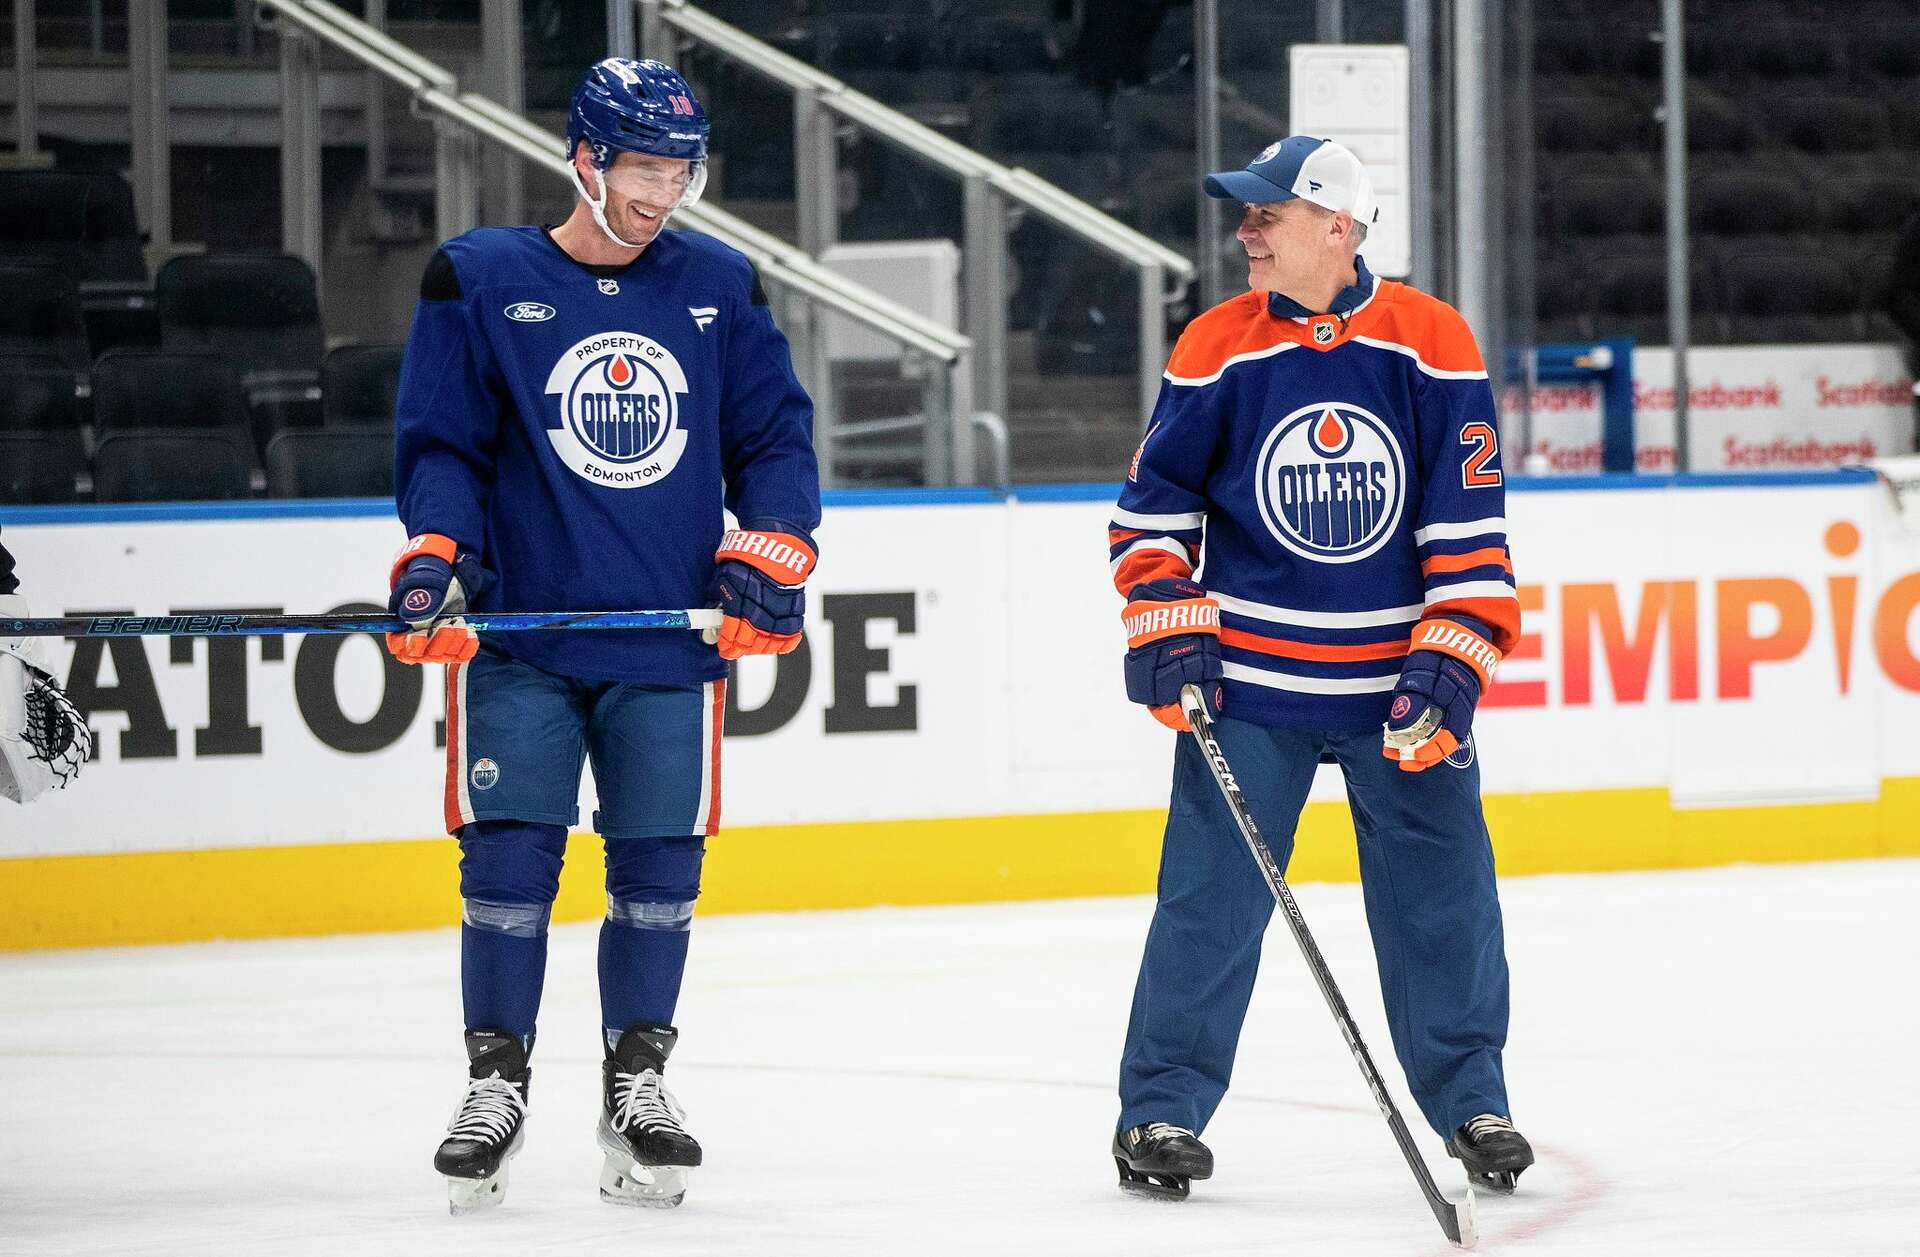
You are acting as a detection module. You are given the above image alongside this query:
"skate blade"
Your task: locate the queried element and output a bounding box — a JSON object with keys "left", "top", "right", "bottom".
{"left": 599, "top": 1150, "right": 689, "bottom": 1209}
{"left": 1466, "top": 1169, "right": 1520, "bottom": 1196}
{"left": 446, "top": 1166, "right": 508, "bottom": 1216}
{"left": 1115, "top": 1156, "right": 1190, "bottom": 1202}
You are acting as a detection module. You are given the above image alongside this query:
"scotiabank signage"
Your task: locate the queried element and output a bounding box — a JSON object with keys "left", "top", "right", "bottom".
{"left": 1509, "top": 344, "right": 1913, "bottom": 473}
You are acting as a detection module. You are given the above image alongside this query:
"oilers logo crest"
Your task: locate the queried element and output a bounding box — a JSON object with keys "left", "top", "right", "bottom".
{"left": 1254, "top": 401, "right": 1406, "bottom": 564}
{"left": 543, "top": 332, "right": 690, "bottom": 488}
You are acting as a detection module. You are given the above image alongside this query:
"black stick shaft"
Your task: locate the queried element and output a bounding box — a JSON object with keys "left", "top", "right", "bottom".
{"left": 1178, "top": 685, "right": 1473, "bottom": 1248}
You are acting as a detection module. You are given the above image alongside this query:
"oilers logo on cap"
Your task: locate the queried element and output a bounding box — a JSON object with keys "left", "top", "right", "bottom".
{"left": 543, "top": 331, "right": 691, "bottom": 488}
{"left": 1254, "top": 401, "right": 1405, "bottom": 564}
{"left": 1204, "top": 135, "right": 1380, "bottom": 229}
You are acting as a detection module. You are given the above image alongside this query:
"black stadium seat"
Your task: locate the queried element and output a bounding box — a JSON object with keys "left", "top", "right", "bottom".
{"left": 156, "top": 252, "right": 325, "bottom": 378}
{"left": 1722, "top": 251, "right": 1863, "bottom": 342}
{"left": 0, "top": 267, "right": 90, "bottom": 370}
{"left": 264, "top": 428, "right": 395, "bottom": 498}
{"left": 0, "top": 433, "right": 85, "bottom": 503}
{"left": 1772, "top": 95, "right": 1892, "bottom": 152}
{"left": 0, "top": 367, "right": 87, "bottom": 446}
{"left": 1690, "top": 171, "right": 1818, "bottom": 235}
{"left": 92, "top": 350, "right": 251, "bottom": 432}
{"left": 93, "top": 431, "right": 253, "bottom": 503}
{"left": 1535, "top": 92, "right": 1648, "bottom": 153}
{"left": 1553, "top": 175, "right": 1663, "bottom": 237}
{"left": 321, "top": 344, "right": 405, "bottom": 427}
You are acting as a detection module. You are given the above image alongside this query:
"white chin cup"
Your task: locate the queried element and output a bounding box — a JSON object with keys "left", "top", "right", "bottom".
{"left": 568, "top": 160, "right": 707, "bottom": 250}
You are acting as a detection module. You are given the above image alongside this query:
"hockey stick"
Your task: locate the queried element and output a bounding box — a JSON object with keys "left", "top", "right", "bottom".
{"left": 1178, "top": 684, "right": 1478, "bottom": 1250}
{"left": 1, "top": 609, "right": 724, "bottom": 639}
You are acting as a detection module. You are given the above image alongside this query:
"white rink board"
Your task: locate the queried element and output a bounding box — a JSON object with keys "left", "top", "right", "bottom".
{"left": 8, "top": 473, "right": 1920, "bottom": 859}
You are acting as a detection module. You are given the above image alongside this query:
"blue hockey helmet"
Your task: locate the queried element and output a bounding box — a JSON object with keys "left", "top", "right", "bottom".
{"left": 565, "top": 58, "right": 710, "bottom": 245}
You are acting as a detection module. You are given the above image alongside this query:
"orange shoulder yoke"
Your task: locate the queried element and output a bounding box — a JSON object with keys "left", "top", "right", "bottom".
{"left": 1164, "top": 290, "right": 1307, "bottom": 383}
{"left": 1351, "top": 281, "right": 1487, "bottom": 376}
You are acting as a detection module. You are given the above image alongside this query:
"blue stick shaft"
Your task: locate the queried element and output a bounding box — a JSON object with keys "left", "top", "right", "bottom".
{"left": 2, "top": 609, "right": 723, "bottom": 638}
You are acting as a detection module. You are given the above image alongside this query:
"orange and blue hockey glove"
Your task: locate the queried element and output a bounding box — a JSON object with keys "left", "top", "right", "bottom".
{"left": 708, "top": 525, "right": 816, "bottom": 660}
{"left": 1382, "top": 617, "right": 1501, "bottom": 772}
{"left": 386, "top": 533, "right": 488, "bottom": 665}
{"left": 1122, "top": 578, "right": 1224, "bottom": 732}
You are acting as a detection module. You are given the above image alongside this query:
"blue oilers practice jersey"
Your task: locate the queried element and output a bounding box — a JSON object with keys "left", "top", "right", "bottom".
{"left": 395, "top": 225, "right": 820, "bottom": 684}
{"left": 1109, "top": 261, "right": 1520, "bottom": 731}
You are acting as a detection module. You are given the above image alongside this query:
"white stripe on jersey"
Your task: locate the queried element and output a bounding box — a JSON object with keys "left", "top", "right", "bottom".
{"left": 1213, "top": 590, "right": 1422, "bottom": 630}
{"left": 1414, "top": 516, "right": 1506, "bottom": 546}
{"left": 1109, "top": 535, "right": 1191, "bottom": 576}
{"left": 1112, "top": 507, "right": 1206, "bottom": 531}
{"left": 1222, "top": 661, "right": 1401, "bottom": 695}
{"left": 1351, "top": 335, "right": 1490, "bottom": 380}
{"left": 1163, "top": 340, "right": 1300, "bottom": 388}
{"left": 1424, "top": 579, "right": 1520, "bottom": 607}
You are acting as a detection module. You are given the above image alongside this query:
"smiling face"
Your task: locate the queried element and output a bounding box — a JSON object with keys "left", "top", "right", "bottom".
{"left": 574, "top": 144, "right": 692, "bottom": 249}
{"left": 1235, "top": 199, "right": 1358, "bottom": 307}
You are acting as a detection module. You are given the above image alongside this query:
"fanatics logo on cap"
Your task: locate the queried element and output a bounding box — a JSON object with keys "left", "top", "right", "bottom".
{"left": 1254, "top": 401, "right": 1407, "bottom": 565}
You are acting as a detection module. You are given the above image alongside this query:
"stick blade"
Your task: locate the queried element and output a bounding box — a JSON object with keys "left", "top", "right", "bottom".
{"left": 1452, "top": 1185, "right": 1479, "bottom": 1249}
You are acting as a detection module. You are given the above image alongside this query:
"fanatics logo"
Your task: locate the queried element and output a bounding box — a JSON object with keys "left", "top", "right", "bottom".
{"left": 689, "top": 305, "right": 718, "bottom": 331}
{"left": 598, "top": 278, "right": 620, "bottom": 296}
{"left": 1312, "top": 320, "right": 1336, "bottom": 345}
{"left": 1254, "top": 401, "right": 1407, "bottom": 565}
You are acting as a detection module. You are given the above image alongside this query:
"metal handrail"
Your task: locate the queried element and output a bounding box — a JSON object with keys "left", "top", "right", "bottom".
{"left": 257, "top": 0, "right": 970, "bottom": 366}
{"left": 652, "top": 0, "right": 1195, "bottom": 281}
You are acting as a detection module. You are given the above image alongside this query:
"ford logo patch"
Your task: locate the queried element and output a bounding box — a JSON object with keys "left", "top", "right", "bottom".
{"left": 505, "top": 302, "right": 555, "bottom": 323}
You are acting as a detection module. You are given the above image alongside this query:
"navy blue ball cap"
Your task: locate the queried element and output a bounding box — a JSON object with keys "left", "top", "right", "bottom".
{"left": 1204, "top": 135, "right": 1378, "bottom": 226}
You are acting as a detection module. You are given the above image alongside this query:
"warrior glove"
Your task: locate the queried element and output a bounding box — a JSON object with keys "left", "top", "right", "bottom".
{"left": 708, "top": 526, "right": 816, "bottom": 660}
{"left": 1382, "top": 617, "right": 1501, "bottom": 772}
{"left": 387, "top": 534, "right": 489, "bottom": 665}
{"left": 1122, "top": 578, "right": 1223, "bottom": 733}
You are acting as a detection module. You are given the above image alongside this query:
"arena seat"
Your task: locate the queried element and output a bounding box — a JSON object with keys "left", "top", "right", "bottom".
{"left": 0, "top": 267, "right": 90, "bottom": 371}
{"left": 91, "top": 350, "right": 255, "bottom": 451}
{"left": 0, "top": 368, "right": 87, "bottom": 452}
{"left": 321, "top": 344, "right": 405, "bottom": 427}
{"left": 1553, "top": 174, "right": 1664, "bottom": 237}
{"left": 264, "top": 427, "right": 395, "bottom": 499}
{"left": 1534, "top": 92, "right": 1650, "bottom": 154}
{"left": 156, "top": 252, "right": 324, "bottom": 378}
{"left": 1722, "top": 251, "right": 1864, "bottom": 342}
{"left": 1771, "top": 95, "right": 1892, "bottom": 152}
{"left": 818, "top": 13, "right": 937, "bottom": 75}
{"left": 92, "top": 431, "right": 253, "bottom": 503}
{"left": 0, "top": 433, "right": 86, "bottom": 503}
{"left": 1690, "top": 171, "right": 1818, "bottom": 235}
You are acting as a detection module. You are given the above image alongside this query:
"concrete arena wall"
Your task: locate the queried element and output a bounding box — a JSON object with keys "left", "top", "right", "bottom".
{"left": 5, "top": 474, "right": 1919, "bottom": 950}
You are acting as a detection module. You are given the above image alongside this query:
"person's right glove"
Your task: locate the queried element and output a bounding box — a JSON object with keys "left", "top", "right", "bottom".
{"left": 1381, "top": 618, "right": 1501, "bottom": 772}
{"left": 386, "top": 533, "right": 488, "bottom": 665}
{"left": 1121, "top": 578, "right": 1224, "bottom": 732}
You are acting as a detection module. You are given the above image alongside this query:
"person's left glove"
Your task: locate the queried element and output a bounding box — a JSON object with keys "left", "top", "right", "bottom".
{"left": 1381, "top": 618, "right": 1501, "bottom": 772}
{"left": 1122, "top": 577, "right": 1224, "bottom": 732}
{"left": 386, "top": 534, "right": 492, "bottom": 665}
{"left": 707, "top": 525, "right": 817, "bottom": 660}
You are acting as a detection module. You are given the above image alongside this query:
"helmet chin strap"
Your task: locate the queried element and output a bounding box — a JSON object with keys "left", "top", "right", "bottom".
{"left": 567, "top": 162, "right": 651, "bottom": 250}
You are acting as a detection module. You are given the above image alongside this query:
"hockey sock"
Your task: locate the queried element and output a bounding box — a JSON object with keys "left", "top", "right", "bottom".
{"left": 457, "top": 820, "right": 568, "bottom": 1041}
{"left": 599, "top": 835, "right": 704, "bottom": 1031}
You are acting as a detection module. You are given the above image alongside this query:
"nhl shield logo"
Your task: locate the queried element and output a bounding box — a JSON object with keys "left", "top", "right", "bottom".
{"left": 1254, "top": 401, "right": 1406, "bottom": 564}
{"left": 598, "top": 278, "right": 620, "bottom": 295}
{"left": 1312, "top": 320, "right": 1337, "bottom": 345}
{"left": 543, "top": 332, "right": 691, "bottom": 489}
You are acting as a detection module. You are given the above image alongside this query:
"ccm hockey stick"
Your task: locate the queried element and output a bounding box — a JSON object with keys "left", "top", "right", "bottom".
{"left": 1177, "top": 684, "right": 1478, "bottom": 1249}
{"left": 0, "top": 609, "right": 723, "bottom": 639}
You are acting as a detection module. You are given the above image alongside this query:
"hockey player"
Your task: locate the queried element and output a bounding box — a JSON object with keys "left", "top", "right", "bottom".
{"left": 1107, "top": 137, "right": 1533, "bottom": 1199}
{"left": 387, "top": 59, "right": 820, "bottom": 1213}
{"left": 0, "top": 532, "right": 91, "bottom": 804}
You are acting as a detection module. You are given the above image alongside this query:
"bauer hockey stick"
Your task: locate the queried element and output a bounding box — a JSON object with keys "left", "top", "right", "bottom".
{"left": 1178, "top": 684, "right": 1478, "bottom": 1250}
{"left": 0, "top": 609, "right": 724, "bottom": 639}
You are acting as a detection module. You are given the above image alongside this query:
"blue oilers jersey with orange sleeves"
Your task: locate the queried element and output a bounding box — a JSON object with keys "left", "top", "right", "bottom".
{"left": 394, "top": 225, "right": 820, "bottom": 685}
{"left": 1109, "top": 261, "right": 1519, "bottom": 732}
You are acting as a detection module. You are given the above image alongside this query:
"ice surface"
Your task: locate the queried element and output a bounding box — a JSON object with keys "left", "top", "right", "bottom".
{"left": 4, "top": 860, "right": 1917, "bottom": 1256}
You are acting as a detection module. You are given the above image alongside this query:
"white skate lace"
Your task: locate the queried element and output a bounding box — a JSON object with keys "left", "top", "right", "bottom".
{"left": 1141, "top": 1121, "right": 1196, "bottom": 1142}
{"left": 445, "top": 1075, "right": 526, "bottom": 1145}
{"left": 1462, "top": 1114, "right": 1515, "bottom": 1140}
{"left": 609, "top": 1067, "right": 690, "bottom": 1138}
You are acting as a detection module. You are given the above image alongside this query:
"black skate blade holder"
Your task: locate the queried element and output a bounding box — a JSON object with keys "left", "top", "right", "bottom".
{"left": 1179, "top": 686, "right": 1480, "bottom": 1249}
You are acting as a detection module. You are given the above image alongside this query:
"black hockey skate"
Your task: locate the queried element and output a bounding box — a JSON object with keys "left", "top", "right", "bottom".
{"left": 596, "top": 1024, "right": 702, "bottom": 1209}
{"left": 1113, "top": 1122, "right": 1214, "bottom": 1201}
{"left": 434, "top": 1030, "right": 531, "bottom": 1215}
{"left": 1447, "top": 1113, "right": 1534, "bottom": 1194}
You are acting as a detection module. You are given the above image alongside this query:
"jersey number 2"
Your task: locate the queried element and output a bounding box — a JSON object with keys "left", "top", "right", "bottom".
{"left": 1460, "top": 422, "right": 1502, "bottom": 488}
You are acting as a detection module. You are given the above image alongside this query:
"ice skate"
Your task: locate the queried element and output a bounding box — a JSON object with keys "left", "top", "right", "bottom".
{"left": 1113, "top": 1121, "right": 1214, "bottom": 1201}
{"left": 596, "top": 1024, "right": 701, "bottom": 1209}
{"left": 1447, "top": 1113, "right": 1533, "bottom": 1194}
{"left": 434, "top": 1030, "right": 530, "bottom": 1215}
